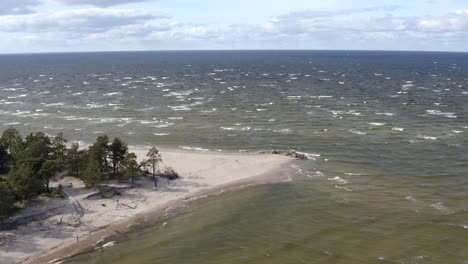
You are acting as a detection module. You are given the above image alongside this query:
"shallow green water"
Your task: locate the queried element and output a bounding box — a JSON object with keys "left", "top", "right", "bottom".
{"left": 65, "top": 179, "right": 467, "bottom": 264}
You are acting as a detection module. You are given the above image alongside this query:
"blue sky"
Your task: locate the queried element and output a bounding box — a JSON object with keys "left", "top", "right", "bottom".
{"left": 1, "top": 0, "right": 468, "bottom": 53}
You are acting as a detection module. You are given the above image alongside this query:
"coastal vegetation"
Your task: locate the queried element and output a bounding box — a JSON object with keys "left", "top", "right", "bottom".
{"left": 0, "top": 128, "right": 176, "bottom": 221}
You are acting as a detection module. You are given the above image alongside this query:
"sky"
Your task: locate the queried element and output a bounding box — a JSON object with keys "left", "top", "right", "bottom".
{"left": 1, "top": 0, "right": 468, "bottom": 53}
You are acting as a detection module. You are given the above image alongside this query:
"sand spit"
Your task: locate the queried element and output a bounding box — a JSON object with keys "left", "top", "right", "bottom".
{"left": 0, "top": 149, "right": 294, "bottom": 264}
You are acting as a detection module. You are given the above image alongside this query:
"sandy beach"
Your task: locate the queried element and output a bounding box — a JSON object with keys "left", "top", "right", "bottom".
{"left": 0, "top": 148, "right": 294, "bottom": 264}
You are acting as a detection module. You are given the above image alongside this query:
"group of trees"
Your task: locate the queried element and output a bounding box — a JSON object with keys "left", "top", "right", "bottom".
{"left": 0, "top": 128, "right": 170, "bottom": 221}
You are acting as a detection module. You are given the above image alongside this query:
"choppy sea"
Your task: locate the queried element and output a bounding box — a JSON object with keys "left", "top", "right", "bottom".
{"left": 1, "top": 51, "right": 467, "bottom": 263}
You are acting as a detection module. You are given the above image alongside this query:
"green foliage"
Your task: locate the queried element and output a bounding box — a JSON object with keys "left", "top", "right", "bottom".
{"left": 122, "top": 152, "right": 140, "bottom": 184}
{"left": 83, "top": 158, "right": 101, "bottom": 187}
{"left": 22, "top": 132, "right": 52, "bottom": 160}
{"left": 88, "top": 135, "right": 110, "bottom": 174}
{"left": 1, "top": 128, "right": 20, "bottom": 152}
{"left": 109, "top": 137, "right": 128, "bottom": 177}
{"left": 144, "top": 146, "right": 162, "bottom": 179}
{"left": 7, "top": 159, "right": 45, "bottom": 200}
{"left": 8, "top": 134, "right": 24, "bottom": 164}
{"left": 39, "top": 160, "right": 59, "bottom": 192}
{"left": 0, "top": 183, "right": 15, "bottom": 221}
{"left": 51, "top": 132, "right": 68, "bottom": 171}
{"left": 0, "top": 144, "right": 9, "bottom": 172}
{"left": 66, "top": 142, "right": 86, "bottom": 178}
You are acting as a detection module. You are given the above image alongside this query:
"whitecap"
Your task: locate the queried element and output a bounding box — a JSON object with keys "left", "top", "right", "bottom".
{"left": 179, "top": 146, "right": 210, "bottom": 152}
{"left": 152, "top": 123, "right": 174, "bottom": 128}
{"left": 2, "top": 101, "right": 23, "bottom": 105}
{"left": 296, "top": 152, "right": 321, "bottom": 160}
{"left": 417, "top": 135, "right": 438, "bottom": 140}
{"left": 273, "top": 128, "right": 293, "bottom": 134}
{"left": 221, "top": 126, "right": 251, "bottom": 131}
{"left": 328, "top": 176, "right": 348, "bottom": 184}
{"left": 452, "top": 130, "right": 463, "bottom": 134}
{"left": 153, "top": 133, "right": 170, "bottom": 136}
{"left": 103, "top": 92, "right": 123, "bottom": 96}
{"left": 168, "top": 117, "right": 183, "bottom": 120}
{"left": 169, "top": 105, "right": 191, "bottom": 111}
{"left": 139, "top": 120, "right": 159, "bottom": 124}
{"left": 85, "top": 103, "right": 106, "bottom": 108}
{"left": 349, "top": 129, "right": 367, "bottom": 135}
{"left": 392, "top": 127, "right": 405, "bottom": 131}
{"left": 369, "top": 122, "right": 386, "bottom": 126}
{"left": 44, "top": 102, "right": 65, "bottom": 107}
{"left": 335, "top": 186, "right": 352, "bottom": 191}
{"left": 426, "top": 109, "right": 457, "bottom": 118}
{"left": 375, "top": 112, "right": 394, "bottom": 116}
{"left": 429, "top": 202, "right": 450, "bottom": 214}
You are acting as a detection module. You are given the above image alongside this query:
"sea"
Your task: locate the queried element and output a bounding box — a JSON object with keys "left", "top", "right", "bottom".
{"left": 0, "top": 50, "right": 467, "bottom": 264}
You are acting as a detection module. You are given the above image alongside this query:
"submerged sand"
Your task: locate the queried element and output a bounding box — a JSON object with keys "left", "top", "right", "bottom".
{"left": 0, "top": 148, "right": 294, "bottom": 264}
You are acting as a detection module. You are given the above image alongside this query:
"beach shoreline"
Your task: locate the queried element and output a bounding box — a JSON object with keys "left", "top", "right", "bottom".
{"left": 0, "top": 148, "right": 295, "bottom": 264}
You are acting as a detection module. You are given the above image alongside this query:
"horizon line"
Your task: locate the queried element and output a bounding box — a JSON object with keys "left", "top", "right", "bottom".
{"left": 1, "top": 48, "right": 468, "bottom": 56}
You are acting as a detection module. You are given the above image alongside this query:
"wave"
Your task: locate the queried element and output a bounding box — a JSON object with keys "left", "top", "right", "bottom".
{"left": 153, "top": 133, "right": 170, "bottom": 136}
{"left": 44, "top": 102, "right": 65, "bottom": 107}
{"left": 103, "top": 92, "right": 123, "bottom": 96}
{"left": 349, "top": 129, "right": 367, "bottom": 135}
{"left": 178, "top": 146, "right": 210, "bottom": 152}
{"left": 221, "top": 126, "right": 251, "bottom": 131}
{"left": 328, "top": 176, "right": 349, "bottom": 184}
{"left": 369, "top": 122, "right": 386, "bottom": 126}
{"left": 426, "top": 109, "right": 457, "bottom": 118}
{"left": 169, "top": 105, "right": 191, "bottom": 111}
{"left": 429, "top": 202, "right": 451, "bottom": 214}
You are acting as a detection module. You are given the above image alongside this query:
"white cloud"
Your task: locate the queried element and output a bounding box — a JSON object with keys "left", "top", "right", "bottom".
{"left": 1, "top": 6, "right": 468, "bottom": 52}
{"left": 418, "top": 9, "right": 468, "bottom": 32}
{"left": 0, "top": 0, "right": 40, "bottom": 15}
{"left": 53, "top": 0, "right": 149, "bottom": 7}
{"left": 0, "top": 8, "right": 168, "bottom": 33}
{"left": 277, "top": 6, "right": 400, "bottom": 20}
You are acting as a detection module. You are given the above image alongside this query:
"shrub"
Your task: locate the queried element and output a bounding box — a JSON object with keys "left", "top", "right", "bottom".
{"left": 159, "top": 167, "right": 179, "bottom": 180}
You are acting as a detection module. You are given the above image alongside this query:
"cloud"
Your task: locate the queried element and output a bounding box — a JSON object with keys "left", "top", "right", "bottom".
{"left": 418, "top": 9, "right": 468, "bottom": 32}
{"left": 278, "top": 6, "right": 400, "bottom": 20}
{"left": 0, "top": 8, "right": 168, "bottom": 33}
{"left": 54, "top": 0, "right": 149, "bottom": 7}
{"left": 1, "top": 5, "right": 468, "bottom": 52}
{"left": 0, "top": 0, "right": 40, "bottom": 15}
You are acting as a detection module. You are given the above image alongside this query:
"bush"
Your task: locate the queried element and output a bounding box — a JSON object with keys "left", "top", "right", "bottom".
{"left": 159, "top": 167, "right": 179, "bottom": 180}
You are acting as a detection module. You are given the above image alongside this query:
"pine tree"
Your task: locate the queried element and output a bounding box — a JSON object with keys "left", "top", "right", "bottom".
{"left": 109, "top": 138, "right": 128, "bottom": 179}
